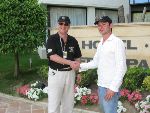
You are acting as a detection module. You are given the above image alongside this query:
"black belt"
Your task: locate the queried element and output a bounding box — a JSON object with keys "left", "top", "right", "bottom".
{"left": 58, "top": 68, "right": 72, "bottom": 71}
{"left": 52, "top": 67, "right": 72, "bottom": 71}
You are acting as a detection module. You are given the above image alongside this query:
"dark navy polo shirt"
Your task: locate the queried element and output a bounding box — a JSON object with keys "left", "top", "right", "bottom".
{"left": 46, "top": 33, "right": 82, "bottom": 70}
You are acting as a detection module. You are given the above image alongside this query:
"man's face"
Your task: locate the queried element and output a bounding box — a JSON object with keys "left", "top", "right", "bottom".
{"left": 58, "top": 22, "right": 70, "bottom": 34}
{"left": 97, "top": 22, "right": 112, "bottom": 35}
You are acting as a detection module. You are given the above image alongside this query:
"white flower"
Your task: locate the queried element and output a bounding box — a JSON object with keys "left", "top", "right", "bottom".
{"left": 117, "top": 101, "right": 126, "bottom": 113}
{"left": 135, "top": 102, "right": 140, "bottom": 110}
{"left": 122, "top": 108, "right": 127, "bottom": 112}
{"left": 87, "top": 89, "right": 91, "bottom": 94}
{"left": 119, "top": 105, "right": 124, "bottom": 109}
{"left": 30, "top": 81, "right": 40, "bottom": 87}
{"left": 77, "top": 96, "right": 81, "bottom": 100}
{"left": 118, "top": 101, "right": 122, "bottom": 106}
{"left": 83, "top": 87, "right": 87, "bottom": 91}
{"left": 117, "top": 108, "right": 122, "bottom": 113}
{"left": 140, "top": 101, "right": 147, "bottom": 108}
{"left": 43, "top": 87, "right": 48, "bottom": 94}
{"left": 74, "top": 93, "right": 78, "bottom": 98}
{"left": 83, "top": 92, "right": 86, "bottom": 95}
{"left": 75, "top": 87, "right": 80, "bottom": 92}
{"left": 146, "top": 95, "right": 150, "bottom": 102}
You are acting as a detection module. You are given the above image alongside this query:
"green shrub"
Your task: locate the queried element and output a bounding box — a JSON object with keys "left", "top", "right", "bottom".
{"left": 142, "top": 76, "right": 150, "bottom": 91}
{"left": 37, "top": 65, "right": 48, "bottom": 81}
{"left": 121, "top": 67, "right": 147, "bottom": 91}
{"left": 79, "top": 69, "right": 97, "bottom": 87}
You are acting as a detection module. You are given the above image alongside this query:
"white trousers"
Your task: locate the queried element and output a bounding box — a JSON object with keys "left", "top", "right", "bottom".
{"left": 48, "top": 68, "right": 75, "bottom": 113}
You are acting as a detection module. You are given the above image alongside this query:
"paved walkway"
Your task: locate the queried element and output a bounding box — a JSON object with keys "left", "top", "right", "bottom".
{"left": 0, "top": 93, "right": 47, "bottom": 113}
{"left": 0, "top": 93, "right": 99, "bottom": 113}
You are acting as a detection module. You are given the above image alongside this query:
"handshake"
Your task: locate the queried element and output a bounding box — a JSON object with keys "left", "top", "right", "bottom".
{"left": 69, "top": 61, "right": 80, "bottom": 70}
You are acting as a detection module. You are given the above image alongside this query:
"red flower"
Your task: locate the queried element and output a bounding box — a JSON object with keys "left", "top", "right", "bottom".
{"left": 120, "top": 89, "right": 130, "bottom": 97}
{"left": 120, "top": 89, "right": 142, "bottom": 105}
{"left": 127, "top": 91, "right": 142, "bottom": 104}
{"left": 81, "top": 95, "right": 88, "bottom": 105}
{"left": 16, "top": 84, "right": 30, "bottom": 96}
{"left": 89, "top": 93, "right": 99, "bottom": 104}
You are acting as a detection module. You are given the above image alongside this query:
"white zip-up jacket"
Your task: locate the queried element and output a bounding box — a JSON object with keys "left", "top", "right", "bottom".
{"left": 80, "top": 34, "right": 127, "bottom": 92}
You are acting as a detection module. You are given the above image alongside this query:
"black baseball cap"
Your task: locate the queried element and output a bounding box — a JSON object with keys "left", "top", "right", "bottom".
{"left": 94, "top": 16, "right": 112, "bottom": 25}
{"left": 58, "top": 16, "right": 71, "bottom": 24}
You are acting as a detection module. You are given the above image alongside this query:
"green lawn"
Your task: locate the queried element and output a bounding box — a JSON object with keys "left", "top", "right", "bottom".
{"left": 0, "top": 52, "right": 48, "bottom": 95}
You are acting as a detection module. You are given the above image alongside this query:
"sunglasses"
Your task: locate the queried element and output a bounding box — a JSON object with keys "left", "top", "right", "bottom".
{"left": 58, "top": 22, "right": 69, "bottom": 26}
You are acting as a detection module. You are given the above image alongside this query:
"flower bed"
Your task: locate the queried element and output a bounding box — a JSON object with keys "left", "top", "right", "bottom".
{"left": 16, "top": 66, "right": 150, "bottom": 113}
{"left": 16, "top": 81, "right": 48, "bottom": 101}
{"left": 16, "top": 82, "right": 150, "bottom": 113}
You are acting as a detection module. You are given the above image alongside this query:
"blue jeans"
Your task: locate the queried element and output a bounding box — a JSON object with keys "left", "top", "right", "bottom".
{"left": 98, "top": 86, "right": 119, "bottom": 113}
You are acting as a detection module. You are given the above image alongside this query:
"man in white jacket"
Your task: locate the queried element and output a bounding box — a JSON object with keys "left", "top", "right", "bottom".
{"left": 80, "top": 16, "right": 127, "bottom": 113}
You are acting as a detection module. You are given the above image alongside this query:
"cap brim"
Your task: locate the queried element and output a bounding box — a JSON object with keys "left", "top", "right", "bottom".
{"left": 94, "top": 20, "right": 112, "bottom": 25}
{"left": 58, "top": 20, "right": 70, "bottom": 24}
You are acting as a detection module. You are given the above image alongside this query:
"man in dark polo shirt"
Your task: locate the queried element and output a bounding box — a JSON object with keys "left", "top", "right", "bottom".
{"left": 46, "top": 16, "right": 82, "bottom": 113}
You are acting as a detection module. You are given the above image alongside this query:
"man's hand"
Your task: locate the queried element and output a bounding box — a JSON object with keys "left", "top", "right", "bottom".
{"left": 70, "top": 61, "right": 80, "bottom": 70}
{"left": 105, "top": 88, "right": 115, "bottom": 101}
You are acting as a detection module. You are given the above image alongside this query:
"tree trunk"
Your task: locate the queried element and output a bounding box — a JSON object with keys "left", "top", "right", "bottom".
{"left": 14, "top": 51, "right": 20, "bottom": 77}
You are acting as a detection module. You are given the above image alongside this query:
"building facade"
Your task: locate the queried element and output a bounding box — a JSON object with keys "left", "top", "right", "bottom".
{"left": 40, "top": 0, "right": 130, "bottom": 28}
{"left": 38, "top": 0, "right": 150, "bottom": 60}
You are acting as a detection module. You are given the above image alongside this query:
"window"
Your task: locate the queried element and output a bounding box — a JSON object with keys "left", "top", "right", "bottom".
{"left": 49, "top": 7, "right": 86, "bottom": 28}
{"left": 132, "top": 12, "right": 150, "bottom": 22}
{"left": 130, "top": 0, "right": 150, "bottom": 4}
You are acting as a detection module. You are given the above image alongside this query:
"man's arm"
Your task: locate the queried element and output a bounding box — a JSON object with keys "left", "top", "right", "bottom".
{"left": 79, "top": 43, "right": 101, "bottom": 71}
{"left": 50, "top": 54, "right": 79, "bottom": 70}
{"left": 80, "top": 50, "right": 99, "bottom": 71}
